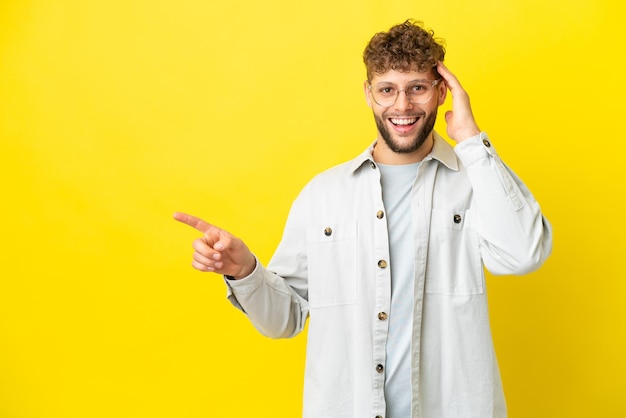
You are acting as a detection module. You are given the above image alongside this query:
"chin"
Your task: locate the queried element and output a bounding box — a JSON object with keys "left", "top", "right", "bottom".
{"left": 384, "top": 133, "right": 429, "bottom": 154}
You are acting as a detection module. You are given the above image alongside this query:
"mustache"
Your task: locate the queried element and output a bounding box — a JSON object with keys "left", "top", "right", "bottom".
{"left": 383, "top": 111, "right": 425, "bottom": 118}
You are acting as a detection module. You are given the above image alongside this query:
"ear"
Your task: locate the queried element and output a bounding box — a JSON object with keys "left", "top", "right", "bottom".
{"left": 437, "top": 79, "right": 447, "bottom": 106}
{"left": 363, "top": 81, "right": 373, "bottom": 108}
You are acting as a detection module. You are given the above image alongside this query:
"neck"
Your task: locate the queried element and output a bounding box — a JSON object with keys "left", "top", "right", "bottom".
{"left": 372, "top": 133, "right": 435, "bottom": 165}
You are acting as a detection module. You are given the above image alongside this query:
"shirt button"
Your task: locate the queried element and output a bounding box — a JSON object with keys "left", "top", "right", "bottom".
{"left": 324, "top": 227, "right": 332, "bottom": 236}
{"left": 482, "top": 138, "right": 491, "bottom": 147}
{"left": 377, "top": 260, "right": 387, "bottom": 269}
{"left": 375, "top": 416, "right": 383, "bottom": 418}
{"left": 376, "top": 210, "right": 384, "bottom": 219}
{"left": 376, "top": 364, "right": 384, "bottom": 373}
{"left": 370, "top": 161, "right": 376, "bottom": 169}
{"left": 453, "top": 214, "right": 462, "bottom": 224}
{"left": 378, "top": 312, "right": 388, "bottom": 320}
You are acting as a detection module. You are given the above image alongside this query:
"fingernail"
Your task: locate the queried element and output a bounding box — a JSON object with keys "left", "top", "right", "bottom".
{"left": 214, "top": 242, "right": 224, "bottom": 250}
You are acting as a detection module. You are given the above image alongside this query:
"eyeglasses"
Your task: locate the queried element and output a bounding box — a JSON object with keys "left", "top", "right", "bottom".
{"left": 368, "top": 79, "right": 442, "bottom": 107}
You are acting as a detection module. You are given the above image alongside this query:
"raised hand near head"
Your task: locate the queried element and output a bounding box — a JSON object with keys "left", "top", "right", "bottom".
{"left": 173, "top": 212, "right": 256, "bottom": 279}
{"left": 437, "top": 61, "right": 481, "bottom": 143}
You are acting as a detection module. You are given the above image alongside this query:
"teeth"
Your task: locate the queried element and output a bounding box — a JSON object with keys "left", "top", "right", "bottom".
{"left": 390, "top": 117, "right": 417, "bottom": 125}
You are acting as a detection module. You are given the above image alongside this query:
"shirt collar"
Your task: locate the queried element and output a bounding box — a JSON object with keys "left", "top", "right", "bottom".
{"left": 349, "top": 131, "right": 459, "bottom": 173}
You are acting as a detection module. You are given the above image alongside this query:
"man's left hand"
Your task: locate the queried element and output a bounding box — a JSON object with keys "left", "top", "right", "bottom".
{"left": 437, "top": 61, "right": 481, "bottom": 143}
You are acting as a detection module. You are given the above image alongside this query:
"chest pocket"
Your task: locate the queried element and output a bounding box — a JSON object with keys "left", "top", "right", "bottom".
{"left": 306, "top": 221, "right": 358, "bottom": 308}
{"left": 425, "top": 208, "right": 484, "bottom": 295}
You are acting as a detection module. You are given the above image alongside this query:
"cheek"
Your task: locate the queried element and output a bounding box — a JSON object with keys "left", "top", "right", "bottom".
{"left": 376, "top": 107, "right": 390, "bottom": 121}
{"left": 424, "top": 99, "right": 440, "bottom": 114}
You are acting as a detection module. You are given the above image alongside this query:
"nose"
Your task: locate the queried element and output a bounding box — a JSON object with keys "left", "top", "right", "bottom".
{"left": 394, "top": 90, "right": 413, "bottom": 110}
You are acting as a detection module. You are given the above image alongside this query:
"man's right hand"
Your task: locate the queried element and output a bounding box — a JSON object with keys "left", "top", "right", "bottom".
{"left": 173, "top": 212, "right": 256, "bottom": 279}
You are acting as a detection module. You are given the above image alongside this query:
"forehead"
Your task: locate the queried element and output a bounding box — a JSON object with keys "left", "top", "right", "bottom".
{"left": 370, "top": 69, "right": 435, "bottom": 85}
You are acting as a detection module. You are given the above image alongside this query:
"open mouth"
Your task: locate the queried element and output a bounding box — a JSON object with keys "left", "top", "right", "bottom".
{"left": 389, "top": 117, "right": 418, "bottom": 126}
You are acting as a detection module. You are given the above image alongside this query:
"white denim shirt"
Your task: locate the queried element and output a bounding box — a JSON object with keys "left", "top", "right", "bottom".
{"left": 226, "top": 132, "right": 552, "bottom": 418}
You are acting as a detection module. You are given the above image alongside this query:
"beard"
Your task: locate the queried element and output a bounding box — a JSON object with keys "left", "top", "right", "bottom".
{"left": 374, "top": 108, "right": 437, "bottom": 154}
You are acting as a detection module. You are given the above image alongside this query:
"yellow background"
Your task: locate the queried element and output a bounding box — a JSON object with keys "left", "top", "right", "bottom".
{"left": 1, "top": 0, "right": 624, "bottom": 417}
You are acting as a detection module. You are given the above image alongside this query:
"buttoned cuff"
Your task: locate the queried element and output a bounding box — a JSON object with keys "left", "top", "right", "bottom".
{"left": 454, "top": 132, "right": 497, "bottom": 166}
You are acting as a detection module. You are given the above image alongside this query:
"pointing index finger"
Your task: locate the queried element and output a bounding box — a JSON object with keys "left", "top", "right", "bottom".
{"left": 173, "top": 212, "right": 213, "bottom": 234}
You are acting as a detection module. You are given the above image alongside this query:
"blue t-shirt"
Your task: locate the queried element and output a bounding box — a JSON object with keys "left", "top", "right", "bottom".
{"left": 378, "top": 162, "right": 420, "bottom": 418}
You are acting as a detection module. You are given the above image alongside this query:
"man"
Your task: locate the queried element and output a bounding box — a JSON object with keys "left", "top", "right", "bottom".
{"left": 174, "top": 20, "right": 552, "bottom": 418}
